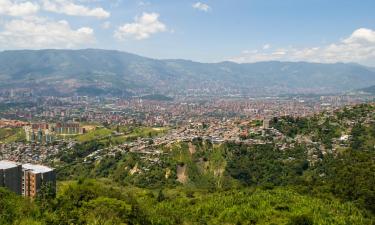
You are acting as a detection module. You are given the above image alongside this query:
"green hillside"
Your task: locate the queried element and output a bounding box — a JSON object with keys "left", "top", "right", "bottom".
{"left": 1, "top": 104, "right": 375, "bottom": 224}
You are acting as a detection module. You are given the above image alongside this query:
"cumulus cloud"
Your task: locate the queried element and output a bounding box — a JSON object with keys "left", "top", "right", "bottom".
{"left": 114, "top": 12, "right": 167, "bottom": 40}
{"left": 229, "top": 28, "right": 375, "bottom": 66}
{"left": 192, "top": 2, "right": 210, "bottom": 12}
{"left": 0, "top": 18, "right": 95, "bottom": 48}
{"left": 0, "top": 0, "right": 39, "bottom": 16}
{"left": 42, "top": 0, "right": 110, "bottom": 19}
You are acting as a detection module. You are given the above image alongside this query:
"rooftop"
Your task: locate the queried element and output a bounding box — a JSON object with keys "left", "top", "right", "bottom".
{"left": 22, "top": 164, "right": 54, "bottom": 173}
{"left": 0, "top": 160, "right": 20, "bottom": 170}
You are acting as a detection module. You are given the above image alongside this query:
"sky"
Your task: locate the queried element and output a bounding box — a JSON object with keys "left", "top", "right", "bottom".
{"left": 0, "top": 0, "right": 374, "bottom": 66}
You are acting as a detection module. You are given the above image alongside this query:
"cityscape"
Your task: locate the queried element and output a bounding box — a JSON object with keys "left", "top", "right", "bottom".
{"left": 0, "top": 0, "right": 375, "bottom": 224}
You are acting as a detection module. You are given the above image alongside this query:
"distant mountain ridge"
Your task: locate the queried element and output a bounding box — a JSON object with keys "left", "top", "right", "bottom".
{"left": 360, "top": 85, "right": 375, "bottom": 94}
{"left": 0, "top": 49, "right": 375, "bottom": 96}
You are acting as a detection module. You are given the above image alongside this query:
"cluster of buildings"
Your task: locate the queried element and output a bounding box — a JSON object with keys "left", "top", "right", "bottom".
{"left": 24, "top": 122, "right": 85, "bottom": 144}
{"left": 0, "top": 141, "right": 72, "bottom": 163}
{"left": 0, "top": 160, "right": 55, "bottom": 197}
{"left": 0, "top": 119, "right": 29, "bottom": 128}
{"left": 1, "top": 94, "right": 370, "bottom": 129}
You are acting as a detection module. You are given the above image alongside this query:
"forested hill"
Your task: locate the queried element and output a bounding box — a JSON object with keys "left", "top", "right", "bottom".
{"left": 1, "top": 49, "right": 375, "bottom": 96}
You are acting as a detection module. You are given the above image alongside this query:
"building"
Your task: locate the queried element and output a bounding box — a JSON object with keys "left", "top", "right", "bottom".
{"left": 24, "top": 122, "right": 86, "bottom": 143}
{"left": 263, "top": 118, "right": 270, "bottom": 129}
{"left": 22, "top": 164, "right": 56, "bottom": 198}
{"left": 0, "top": 160, "right": 22, "bottom": 194}
{"left": 31, "top": 123, "right": 49, "bottom": 130}
{"left": 0, "top": 160, "right": 56, "bottom": 198}
{"left": 0, "top": 119, "right": 29, "bottom": 128}
{"left": 24, "top": 124, "right": 55, "bottom": 144}
{"left": 54, "top": 122, "right": 84, "bottom": 134}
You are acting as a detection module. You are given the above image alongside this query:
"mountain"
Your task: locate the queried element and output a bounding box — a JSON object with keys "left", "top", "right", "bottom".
{"left": 1, "top": 49, "right": 375, "bottom": 96}
{"left": 359, "top": 85, "right": 375, "bottom": 94}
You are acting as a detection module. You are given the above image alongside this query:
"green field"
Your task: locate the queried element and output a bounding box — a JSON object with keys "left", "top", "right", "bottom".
{"left": 0, "top": 128, "right": 25, "bottom": 143}
{"left": 74, "top": 127, "right": 113, "bottom": 142}
{"left": 74, "top": 126, "right": 168, "bottom": 143}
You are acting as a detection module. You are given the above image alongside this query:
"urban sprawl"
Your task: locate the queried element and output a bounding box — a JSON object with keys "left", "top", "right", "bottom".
{"left": 0, "top": 91, "right": 373, "bottom": 197}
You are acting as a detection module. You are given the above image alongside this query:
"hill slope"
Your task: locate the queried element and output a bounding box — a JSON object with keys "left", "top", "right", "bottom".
{"left": 360, "top": 85, "right": 375, "bottom": 94}
{"left": 1, "top": 49, "right": 375, "bottom": 96}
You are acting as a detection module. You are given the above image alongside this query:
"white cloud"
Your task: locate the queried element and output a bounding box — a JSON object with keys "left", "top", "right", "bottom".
{"left": 0, "top": 0, "right": 39, "bottom": 16}
{"left": 0, "top": 18, "right": 95, "bottom": 48}
{"left": 343, "top": 28, "right": 375, "bottom": 44}
{"left": 114, "top": 12, "right": 167, "bottom": 40}
{"left": 42, "top": 0, "right": 110, "bottom": 19}
{"left": 263, "top": 44, "right": 271, "bottom": 50}
{"left": 229, "top": 28, "right": 375, "bottom": 66}
{"left": 192, "top": 2, "right": 210, "bottom": 12}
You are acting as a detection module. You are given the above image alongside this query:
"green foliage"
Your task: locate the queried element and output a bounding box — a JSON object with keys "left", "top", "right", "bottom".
{"left": 226, "top": 143, "right": 308, "bottom": 187}
{"left": 0, "top": 127, "right": 25, "bottom": 143}
{"left": 287, "top": 214, "right": 314, "bottom": 225}
{"left": 138, "top": 187, "right": 370, "bottom": 225}
{"left": 309, "top": 149, "right": 375, "bottom": 214}
{"left": 79, "top": 197, "right": 131, "bottom": 225}
{"left": 2, "top": 181, "right": 371, "bottom": 225}
{"left": 0, "top": 188, "right": 40, "bottom": 225}
{"left": 270, "top": 116, "right": 312, "bottom": 138}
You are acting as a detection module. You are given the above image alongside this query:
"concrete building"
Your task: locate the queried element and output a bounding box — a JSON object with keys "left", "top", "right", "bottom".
{"left": 22, "top": 164, "right": 56, "bottom": 198}
{"left": 263, "top": 118, "right": 270, "bottom": 129}
{"left": 54, "top": 122, "right": 84, "bottom": 134}
{"left": 24, "top": 126, "right": 55, "bottom": 144}
{"left": 0, "top": 160, "right": 22, "bottom": 194}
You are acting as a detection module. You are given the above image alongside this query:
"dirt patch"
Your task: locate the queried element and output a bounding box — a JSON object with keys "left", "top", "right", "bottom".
{"left": 81, "top": 125, "right": 96, "bottom": 131}
{"left": 188, "top": 142, "right": 196, "bottom": 155}
{"left": 129, "top": 163, "right": 140, "bottom": 175}
{"left": 176, "top": 164, "right": 188, "bottom": 184}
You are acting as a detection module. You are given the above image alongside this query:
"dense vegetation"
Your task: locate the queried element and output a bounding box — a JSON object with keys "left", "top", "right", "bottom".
{"left": 0, "top": 180, "right": 371, "bottom": 225}
{"left": 1, "top": 104, "right": 375, "bottom": 224}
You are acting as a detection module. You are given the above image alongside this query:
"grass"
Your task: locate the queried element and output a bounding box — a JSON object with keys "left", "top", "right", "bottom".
{"left": 122, "top": 127, "right": 169, "bottom": 140}
{"left": 0, "top": 128, "right": 25, "bottom": 143}
{"left": 74, "top": 128, "right": 113, "bottom": 143}
{"left": 73, "top": 126, "right": 168, "bottom": 144}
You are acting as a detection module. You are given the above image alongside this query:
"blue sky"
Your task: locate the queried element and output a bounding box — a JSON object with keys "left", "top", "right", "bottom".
{"left": 0, "top": 0, "right": 374, "bottom": 65}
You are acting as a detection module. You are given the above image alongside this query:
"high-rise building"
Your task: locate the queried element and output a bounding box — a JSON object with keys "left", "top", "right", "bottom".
{"left": 0, "top": 161, "right": 56, "bottom": 197}
{"left": 0, "top": 161, "right": 22, "bottom": 195}
{"left": 24, "top": 125, "right": 55, "bottom": 144}
{"left": 22, "top": 164, "right": 56, "bottom": 198}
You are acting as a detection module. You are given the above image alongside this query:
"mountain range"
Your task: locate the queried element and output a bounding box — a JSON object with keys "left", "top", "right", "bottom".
{"left": 1, "top": 49, "right": 375, "bottom": 97}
